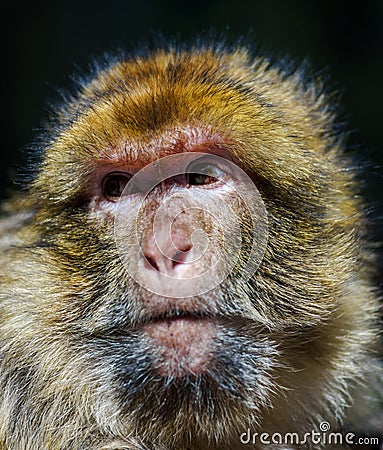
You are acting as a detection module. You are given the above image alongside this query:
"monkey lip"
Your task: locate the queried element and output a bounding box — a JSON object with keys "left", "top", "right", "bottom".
{"left": 143, "top": 313, "right": 217, "bottom": 377}
{"left": 144, "top": 309, "right": 212, "bottom": 323}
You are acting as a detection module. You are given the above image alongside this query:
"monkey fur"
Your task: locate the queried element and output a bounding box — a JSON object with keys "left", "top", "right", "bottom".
{"left": 0, "top": 43, "right": 381, "bottom": 449}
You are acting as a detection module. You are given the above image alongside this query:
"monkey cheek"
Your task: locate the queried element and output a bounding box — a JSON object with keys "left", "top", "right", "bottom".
{"left": 144, "top": 318, "right": 216, "bottom": 378}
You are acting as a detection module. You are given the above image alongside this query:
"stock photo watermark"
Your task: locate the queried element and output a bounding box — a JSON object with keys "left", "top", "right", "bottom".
{"left": 240, "top": 422, "right": 381, "bottom": 447}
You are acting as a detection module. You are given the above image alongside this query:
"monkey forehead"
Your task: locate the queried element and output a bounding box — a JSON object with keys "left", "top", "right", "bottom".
{"left": 50, "top": 47, "right": 330, "bottom": 161}
{"left": 55, "top": 75, "right": 263, "bottom": 160}
{"left": 96, "top": 125, "right": 235, "bottom": 166}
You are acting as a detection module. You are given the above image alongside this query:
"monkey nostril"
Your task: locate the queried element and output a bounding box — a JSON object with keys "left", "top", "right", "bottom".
{"left": 145, "top": 255, "right": 160, "bottom": 272}
{"left": 172, "top": 244, "right": 192, "bottom": 267}
{"left": 144, "top": 245, "right": 192, "bottom": 273}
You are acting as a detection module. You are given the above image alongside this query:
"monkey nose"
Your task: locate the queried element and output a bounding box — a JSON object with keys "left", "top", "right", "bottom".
{"left": 143, "top": 244, "right": 193, "bottom": 276}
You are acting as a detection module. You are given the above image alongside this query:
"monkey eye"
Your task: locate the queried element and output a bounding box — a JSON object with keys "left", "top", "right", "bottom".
{"left": 102, "top": 172, "right": 134, "bottom": 201}
{"left": 185, "top": 159, "right": 225, "bottom": 186}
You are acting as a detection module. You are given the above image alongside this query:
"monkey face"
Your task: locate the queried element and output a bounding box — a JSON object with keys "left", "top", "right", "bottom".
{"left": 32, "top": 125, "right": 336, "bottom": 440}
{"left": 77, "top": 145, "right": 276, "bottom": 433}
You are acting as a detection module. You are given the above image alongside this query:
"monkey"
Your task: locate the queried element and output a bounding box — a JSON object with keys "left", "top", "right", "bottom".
{"left": 0, "top": 42, "right": 382, "bottom": 450}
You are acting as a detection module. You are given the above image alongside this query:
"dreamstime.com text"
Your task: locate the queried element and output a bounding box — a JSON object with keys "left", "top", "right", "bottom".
{"left": 240, "top": 422, "right": 381, "bottom": 447}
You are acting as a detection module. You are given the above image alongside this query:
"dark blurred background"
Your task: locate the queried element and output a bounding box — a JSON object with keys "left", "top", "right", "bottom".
{"left": 2, "top": 0, "right": 383, "bottom": 243}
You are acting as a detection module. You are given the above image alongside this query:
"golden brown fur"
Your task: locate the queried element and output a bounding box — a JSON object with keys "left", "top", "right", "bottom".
{"left": 0, "top": 44, "right": 381, "bottom": 449}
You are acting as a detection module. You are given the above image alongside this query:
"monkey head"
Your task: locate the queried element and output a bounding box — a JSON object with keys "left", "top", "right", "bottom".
{"left": 0, "top": 46, "right": 379, "bottom": 449}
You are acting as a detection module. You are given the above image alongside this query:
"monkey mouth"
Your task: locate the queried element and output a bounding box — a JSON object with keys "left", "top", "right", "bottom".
{"left": 143, "top": 308, "right": 212, "bottom": 323}
{"left": 142, "top": 310, "right": 217, "bottom": 378}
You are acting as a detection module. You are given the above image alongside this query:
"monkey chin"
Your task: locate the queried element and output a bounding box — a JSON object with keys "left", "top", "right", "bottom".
{"left": 144, "top": 317, "right": 216, "bottom": 378}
